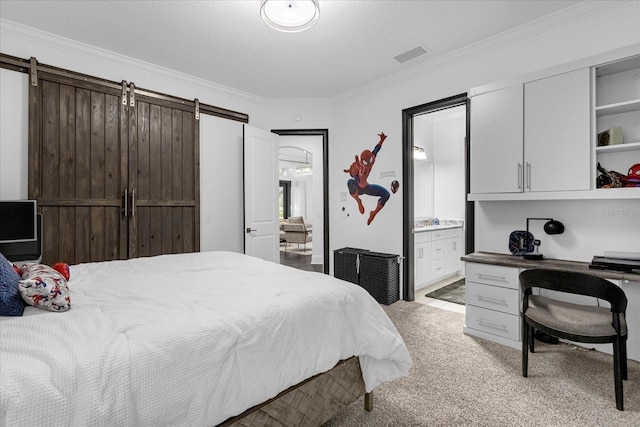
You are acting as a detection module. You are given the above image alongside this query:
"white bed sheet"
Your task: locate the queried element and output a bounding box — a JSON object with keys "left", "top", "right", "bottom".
{"left": 1, "top": 251, "right": 411, "bottom": 426}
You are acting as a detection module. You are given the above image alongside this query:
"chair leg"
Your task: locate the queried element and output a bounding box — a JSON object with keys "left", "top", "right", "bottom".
{"left": 522, "top": 319, "right": 529, "bottom": 377}
{"left": 529, "top": 326, "right": 535, "bottom": 353}
{"left": 613, "top": 338, "right": 624, "bottom": 411}
{"left": 622, "top": 338, "right": 628, "bottom": 381}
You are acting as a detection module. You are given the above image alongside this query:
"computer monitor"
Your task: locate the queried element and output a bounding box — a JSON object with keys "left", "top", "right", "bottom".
{"left": 0, "top": 200, "right": 38, "bottom": 244}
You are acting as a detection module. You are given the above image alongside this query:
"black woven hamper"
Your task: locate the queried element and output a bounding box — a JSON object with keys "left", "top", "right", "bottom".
{"left": 334, "top": 248, "right": 399, "bottom": 305}
{"left": 359, "top": 251, "right": 399, "bottom": 305}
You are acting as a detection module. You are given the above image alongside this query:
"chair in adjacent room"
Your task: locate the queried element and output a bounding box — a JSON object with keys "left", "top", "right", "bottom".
{"left": 282, "top": 216, "right": 312, "bottom": 250}
{"left": 520, "top": 269, "right": 628, "bottom": 411}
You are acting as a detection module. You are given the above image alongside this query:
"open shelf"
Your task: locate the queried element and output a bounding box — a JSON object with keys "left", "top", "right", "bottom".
{"left": 595, "top": 99, "right": 640, "bottom": 116}
{"left": 596, "top": 141, "right": 640, "bottom": 153}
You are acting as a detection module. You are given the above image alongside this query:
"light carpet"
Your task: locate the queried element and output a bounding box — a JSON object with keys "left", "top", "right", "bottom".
{"left": 326, "top": 301, "right": 640, "bottom": 426}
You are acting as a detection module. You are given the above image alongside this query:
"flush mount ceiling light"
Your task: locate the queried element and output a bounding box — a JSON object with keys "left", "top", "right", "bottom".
{"left": 261, "top": 0, "right": 320, "bottom": 33}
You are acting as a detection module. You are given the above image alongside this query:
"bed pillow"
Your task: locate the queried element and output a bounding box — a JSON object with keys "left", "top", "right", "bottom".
{"left": 0, "top": 253, "right": 25, "bottom": 316}
{"left": 19, "top": 263, "right": 71, "bottom": 312}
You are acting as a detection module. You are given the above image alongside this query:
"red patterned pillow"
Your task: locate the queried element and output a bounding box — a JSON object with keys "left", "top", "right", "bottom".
{"left": 19, "top": 263, "right": 71, "bottom": 312}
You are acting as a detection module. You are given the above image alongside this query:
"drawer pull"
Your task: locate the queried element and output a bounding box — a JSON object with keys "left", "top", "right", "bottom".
{"left": 478, "top": 319, "right": 507, "bottom": 330}
{"left": 477, "top": 295, "right": 507, "bottom": 305}
{"left": 477, "top": 273, "right": 507, "bottom": 282}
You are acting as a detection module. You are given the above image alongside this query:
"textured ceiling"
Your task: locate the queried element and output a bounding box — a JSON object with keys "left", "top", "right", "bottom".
{"left": 0, "top": 0, "right": 589, "bottom": 98}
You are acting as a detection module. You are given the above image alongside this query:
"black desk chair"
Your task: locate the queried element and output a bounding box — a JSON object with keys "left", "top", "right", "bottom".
{"left": 520, "top": 269, "right": 628, "bottom": 411}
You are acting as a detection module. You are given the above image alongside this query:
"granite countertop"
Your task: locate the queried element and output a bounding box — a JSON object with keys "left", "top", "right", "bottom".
{"left": 414, "top": 220, "right": 464, "bottom": 233}
{"left": 461, "top": 251, "right": 640, "bottom": 282}
{"left": 414, "top": 224, "right": 463, "bottom": 232}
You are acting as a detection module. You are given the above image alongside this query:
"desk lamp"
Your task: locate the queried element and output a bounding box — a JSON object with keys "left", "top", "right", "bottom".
{"left": 523, "top": 218, "right": 565, "bottom": 260}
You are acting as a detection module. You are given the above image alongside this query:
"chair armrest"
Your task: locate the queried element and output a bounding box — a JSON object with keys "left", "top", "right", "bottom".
{"left": 283, "top": 224, "right": 306, "bottom": 232}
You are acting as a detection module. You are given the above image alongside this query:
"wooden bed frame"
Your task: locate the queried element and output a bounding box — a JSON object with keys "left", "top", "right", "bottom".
{"left": 219, "top": 356, "right": 372, "bottom": 426}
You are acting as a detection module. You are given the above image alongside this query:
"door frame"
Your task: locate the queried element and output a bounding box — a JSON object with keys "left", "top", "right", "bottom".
{"left": 271, "top": 129, "right": 330, "bottom": 274}
{"left": 401, "top": 93, "right": 473, "bottom": 301}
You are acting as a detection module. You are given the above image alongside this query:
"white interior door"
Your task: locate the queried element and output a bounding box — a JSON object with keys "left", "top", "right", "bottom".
{"left": 243, "top": 125, "right": 279, "bottom": 262}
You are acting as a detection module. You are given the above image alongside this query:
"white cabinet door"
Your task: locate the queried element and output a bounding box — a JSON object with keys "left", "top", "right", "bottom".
{"left": 524, "top": 68, "right": 591, "bottom": 192}
{"left": 470, "top": 84, "right": 524, "bottom": 194}
{"left": 444, "top": 236, "right": 462, "bottom": 275}
{"left": 414, "top": 242, "right": 431, "bottom": 290}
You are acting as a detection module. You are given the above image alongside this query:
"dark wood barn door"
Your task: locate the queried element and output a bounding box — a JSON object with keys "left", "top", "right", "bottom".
{"left": 29, "top": 73, "right": 128, "bottom": 265}
{"left": 29, "top": 74, "right": 200, "bottom": 265}
{"left": 127, "top": 93, "right": 199, "bottom": 259}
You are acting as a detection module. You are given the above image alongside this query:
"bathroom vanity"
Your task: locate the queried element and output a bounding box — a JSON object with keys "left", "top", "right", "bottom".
{"left": 414, "top": 222, "right": 463, "bottom": 292}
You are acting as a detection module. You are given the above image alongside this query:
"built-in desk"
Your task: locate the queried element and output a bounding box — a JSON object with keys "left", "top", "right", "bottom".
{"left": 461, "top": 251, "right": 640, "bottom": 282}
{"left": 461, "top": 251, "right": 640, "bottom": 361}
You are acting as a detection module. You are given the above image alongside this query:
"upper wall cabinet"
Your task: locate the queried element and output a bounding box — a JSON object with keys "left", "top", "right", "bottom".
{"left": 470, "top": 69, "right": 590, "bottom": 194}
{"left": 468, "top": 46, "right": 640, "bottom": 201}
{"left": 594, "top": 55, "right": 640, "bottom": 181}
{"left": 470, "top": 85, "right": 523, "bottom": 194}
{"left": 524, "top": 68, "right": 591, "bottom": 192}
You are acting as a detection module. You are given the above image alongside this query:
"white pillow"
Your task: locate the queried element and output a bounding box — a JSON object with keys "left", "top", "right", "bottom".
{"left": 19, "top": 263, "right": 71, "bottom": 312}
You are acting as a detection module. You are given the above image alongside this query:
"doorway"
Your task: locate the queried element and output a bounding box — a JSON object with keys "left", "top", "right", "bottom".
{"left": 402, "top": 94, "right": 473, "bottom": 301}
{"left": 272, "top": 129, "right": 329, "bottom": 275}
{"left": 278, "top": 146, "right": 317, "bottom": 272}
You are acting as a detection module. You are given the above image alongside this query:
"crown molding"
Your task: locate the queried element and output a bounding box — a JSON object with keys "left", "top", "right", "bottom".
{"left": 332, "top": 1, "right": 625, "bottom": 104}
{"left": 267, "top": 98, "right": 332, "bottom": 107}
{"left": 0, "top": 18, "right": 266, "bottom": 105}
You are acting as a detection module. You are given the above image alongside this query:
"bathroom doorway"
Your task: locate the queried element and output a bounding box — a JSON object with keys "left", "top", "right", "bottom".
{"left": 402, "top": 93, "right": 473, "bottom": 301}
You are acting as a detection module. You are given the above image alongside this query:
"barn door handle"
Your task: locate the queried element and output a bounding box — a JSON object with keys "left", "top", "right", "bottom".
{"left": 129, "top": 188, "right": 135, "bottom": 218}
{"left": 122, "top": 188, "right": 128, "bottom": 218}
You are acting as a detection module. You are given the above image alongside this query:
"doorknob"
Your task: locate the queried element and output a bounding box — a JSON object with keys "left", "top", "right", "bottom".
{"left": 246, "top": 228, "right": 257, "bottom": 233}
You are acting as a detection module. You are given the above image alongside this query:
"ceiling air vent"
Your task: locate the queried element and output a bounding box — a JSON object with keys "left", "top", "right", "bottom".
{"left": 393, "top": 45, "right": 429, "bottom": 64}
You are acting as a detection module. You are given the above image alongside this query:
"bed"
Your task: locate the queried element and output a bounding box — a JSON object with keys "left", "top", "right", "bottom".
{"left": 0, "top": 251, "right": 411, "bottom": 426}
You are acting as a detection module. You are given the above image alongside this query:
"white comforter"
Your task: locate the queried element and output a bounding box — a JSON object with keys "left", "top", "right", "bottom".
{"left": 1, "top": 251, "right": 411, "bottom": 426}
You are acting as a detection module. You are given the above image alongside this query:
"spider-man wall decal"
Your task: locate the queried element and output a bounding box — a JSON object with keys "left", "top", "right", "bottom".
{"left": 343, "top": 132, "right": 391, "bottom": 225}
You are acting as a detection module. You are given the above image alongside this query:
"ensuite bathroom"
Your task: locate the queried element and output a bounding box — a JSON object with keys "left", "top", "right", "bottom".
{"left": 413, "top": 105, "right": 467, "bottom": 300}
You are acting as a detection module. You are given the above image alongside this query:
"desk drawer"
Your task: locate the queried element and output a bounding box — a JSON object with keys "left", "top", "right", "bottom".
{"left": 466, "top": 305, "right": 520, "bottom": 341}
{"left": 466, "top": 281, "right": 520, "bottom": 315}
{"left": 466, "top": 263, "right": 519, "bottom": 290}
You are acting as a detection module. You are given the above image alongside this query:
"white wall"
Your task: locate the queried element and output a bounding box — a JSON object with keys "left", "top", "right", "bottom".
{"left": 200, "top": 115, "right": 244, "bottom": 253}
{"left": 413, "top": 114, "right": 434, "bottom": 220}
{"left": 433, "top": 110, "right": 465, "bottom": 221}
{"left": 0, "top": 69, "right": 28, "bottom": 199}
{"left": 476, "top": 199, "right": 640, "bottom": 263}
{"left": 413, "top": 160, "right": 433, "bottom": 221}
